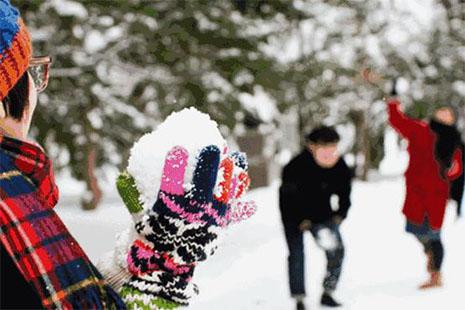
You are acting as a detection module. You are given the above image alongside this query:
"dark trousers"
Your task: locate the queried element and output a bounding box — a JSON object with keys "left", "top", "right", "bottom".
{"left": 283, "top": 221, "right": 345, "bottom": 296}
{"left": 413, "top": 235, "right": 444, "bottom": 272}
{"left": 422, "top": 239, "right": 444, "bottom": 271}
{"left": 406, "top": 220, "right": 444, "bottom": 271}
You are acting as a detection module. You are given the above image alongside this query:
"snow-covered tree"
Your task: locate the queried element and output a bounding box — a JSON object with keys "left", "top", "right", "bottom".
{"left": 16, "top": 0, "right": 463, "bottom": 202}
{"left": 17, "top": 0, "right": 295, "bottom": 208}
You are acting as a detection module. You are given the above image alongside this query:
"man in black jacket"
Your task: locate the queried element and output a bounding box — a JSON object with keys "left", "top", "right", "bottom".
{"left": 279, "top": 126, "right": 353, "bottom": 309}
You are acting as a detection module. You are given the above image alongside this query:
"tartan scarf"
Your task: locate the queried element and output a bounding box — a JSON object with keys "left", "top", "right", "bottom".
{"left": 0, "top": 135, "right": 125, "bottom": 309}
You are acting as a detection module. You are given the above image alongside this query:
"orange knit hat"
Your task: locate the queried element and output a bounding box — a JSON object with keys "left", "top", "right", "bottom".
{"left": 0, "top": 0, "right": 33, "bottom": 101}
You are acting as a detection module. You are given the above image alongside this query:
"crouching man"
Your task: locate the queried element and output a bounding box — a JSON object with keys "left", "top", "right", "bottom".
{"left": 279, "top": 126, "right": 353, "bottom": 309}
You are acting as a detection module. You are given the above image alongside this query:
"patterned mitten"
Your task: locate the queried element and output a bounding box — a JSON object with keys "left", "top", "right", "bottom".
{"left": 119, "top": 145, "right": 256, "bottom": 309}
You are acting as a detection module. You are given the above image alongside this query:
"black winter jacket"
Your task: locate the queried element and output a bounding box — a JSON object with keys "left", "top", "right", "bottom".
{"left": 1, "top": 245, "right": 43, "bottom": 309}
{"left": 279, "top": 150, "right": 353, "bottom": 226}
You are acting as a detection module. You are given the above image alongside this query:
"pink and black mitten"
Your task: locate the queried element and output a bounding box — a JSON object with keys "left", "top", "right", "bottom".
{"left": 119, "top": 145, "right": 255, "bottom": 309}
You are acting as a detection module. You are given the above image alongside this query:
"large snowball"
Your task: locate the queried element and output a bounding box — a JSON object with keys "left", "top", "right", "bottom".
{"left": 127, "top": 107, "right": 226, "bottom": 209}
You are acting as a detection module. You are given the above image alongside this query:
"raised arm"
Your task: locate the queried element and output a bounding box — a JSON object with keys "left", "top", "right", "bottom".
{"left": 387, "top": 98, "right": 424, "bottom": 139}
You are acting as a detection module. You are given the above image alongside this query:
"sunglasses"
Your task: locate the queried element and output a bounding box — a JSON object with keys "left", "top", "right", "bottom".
{"left": 28, "top": 56, "right": 52, "bottom": 93}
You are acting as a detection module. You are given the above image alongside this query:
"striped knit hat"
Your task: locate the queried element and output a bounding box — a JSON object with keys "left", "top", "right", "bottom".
{"left": 0, "top": 0, "right": 32, "bottom": 101}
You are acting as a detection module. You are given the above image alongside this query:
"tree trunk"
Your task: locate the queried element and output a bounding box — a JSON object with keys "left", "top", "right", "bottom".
{"left": 349, "top": 109, "right": 370, "bottom": 181}
{"left": 81, "top": 144, "right": 102, "bottom": 210}
{"left": 361, "top": 112, "right": 371, "bottom": 181}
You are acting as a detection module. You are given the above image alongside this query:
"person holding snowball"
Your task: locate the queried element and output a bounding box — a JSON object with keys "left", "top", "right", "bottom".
{"left": 98, "top": 108, "right": 256, "bottom": 309}
{"left": 279, "top": 126, "right": 353, "bottom": 309}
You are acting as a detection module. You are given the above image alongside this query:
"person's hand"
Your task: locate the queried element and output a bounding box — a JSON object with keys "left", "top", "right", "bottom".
{"left": 360, "top": 67, "right": 394, "bottom": 98}
{"left": 360, "top": 68, "right": 383, "bottom": 88}
{"left": 119, "top": 145, "right": 256, "bottom": 308}
{"left": 332, "top": 215, "right": 344, "bottom": 225}
{"left": 299, "top": 219, "right": 312, "bottom": 231}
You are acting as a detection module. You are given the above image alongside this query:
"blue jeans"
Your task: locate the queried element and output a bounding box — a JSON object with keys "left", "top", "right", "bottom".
{"left": 405, "top": 218, "right": 441, "bottom": 241}
{"left": 283, "top": 220, "right": 345, "bottom": 296}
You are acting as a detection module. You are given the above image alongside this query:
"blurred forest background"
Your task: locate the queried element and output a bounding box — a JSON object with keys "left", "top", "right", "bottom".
{"left": 15, "top": 0, "right": 465, "bottom": 209}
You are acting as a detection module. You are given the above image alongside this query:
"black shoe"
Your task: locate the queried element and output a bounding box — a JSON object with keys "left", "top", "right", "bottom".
{"left": 296, "top": 300, "right": 306, "bottom": 310}
{"left": 320, "top": 293, "right": 341, "bottom": 307}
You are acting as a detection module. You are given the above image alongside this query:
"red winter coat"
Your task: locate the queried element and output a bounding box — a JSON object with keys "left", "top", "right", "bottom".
{"left": 387, "top": 99, "right": 463, "bottom": 229}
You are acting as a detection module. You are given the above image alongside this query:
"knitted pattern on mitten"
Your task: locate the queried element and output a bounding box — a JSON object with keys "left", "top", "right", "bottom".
{"left": 116, "top": 172, "right": 189, "bottom": 308}
{"left": 119, "top": 145, "right": 256, "bottom": 308}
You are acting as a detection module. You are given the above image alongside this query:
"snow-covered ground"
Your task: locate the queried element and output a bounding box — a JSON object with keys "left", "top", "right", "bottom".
{"left": 56, "top": 177, "right": 465, "bottom": 310}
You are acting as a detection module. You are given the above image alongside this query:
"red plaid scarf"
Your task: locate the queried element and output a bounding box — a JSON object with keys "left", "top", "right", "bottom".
{"left": 0, "top": 135, "right": 125, "bottom": 309}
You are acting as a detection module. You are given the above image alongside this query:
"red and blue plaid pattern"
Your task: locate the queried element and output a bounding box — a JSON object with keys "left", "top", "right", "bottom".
{"left": 0, "top": 135, "right": 125, "bottom": 309}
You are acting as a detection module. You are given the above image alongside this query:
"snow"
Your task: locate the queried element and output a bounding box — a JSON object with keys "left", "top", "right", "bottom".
{"left": 192, "top": 179, "right": 465, "bottom": 309}
{"left": 396, "top": 0, "right": 436, "bottom": 29}
{"left": 84, "top": 27, "right": 123, "bottom": 53}
{"left": 84, "top": 30, "right": 107, "bottom": 53}
{"left": 379, "top": 128, "right": 409, "bottom": 176}
{"left": 56, "top": 176, "right": 465, "bottom": 309}
{"left": 452, "top": 81, "right": 465, "bottom": 97}
{"left": 50, "top": 0, "right": 88, "bottom": 19}
{"left": 238, "top": 87, "right": 278, "bottom": 124}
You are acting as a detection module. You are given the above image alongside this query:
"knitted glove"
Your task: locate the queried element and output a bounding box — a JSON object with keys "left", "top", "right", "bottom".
{"left": 118, "top": 145, "right": 255, "bottom": 309}
{"left": 94, "top": 171, "right": 145, "bottom": 293}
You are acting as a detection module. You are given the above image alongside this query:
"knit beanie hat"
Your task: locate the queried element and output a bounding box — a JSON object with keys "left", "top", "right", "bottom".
{"left": 0, "top": 0, "right": 32, "bottom": 101}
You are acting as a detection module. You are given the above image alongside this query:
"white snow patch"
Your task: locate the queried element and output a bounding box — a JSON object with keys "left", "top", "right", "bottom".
{"left": 452, "top": 81, "right": 465, "bottom": 97}
{"left": 379, "top": 128, "right": 409, "bottom": 176}
{"left": 57, "top": 176, "right": 465, "bottom": 309}
{"left": 50, "top": 0, "right": 88, "bottom": 19}
{"left": 239, "top": 87, "right": 278, "bottom": 123}
{"left": 84, "top": 30, "right": 107, "bottom": 53}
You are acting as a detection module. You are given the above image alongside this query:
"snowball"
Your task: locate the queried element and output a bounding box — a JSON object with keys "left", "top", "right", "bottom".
{"left": 316, "top": 228, "right": 338, "bottom": 251}
{"left": 127, "top": 108, "right": 226, "bottom": 209}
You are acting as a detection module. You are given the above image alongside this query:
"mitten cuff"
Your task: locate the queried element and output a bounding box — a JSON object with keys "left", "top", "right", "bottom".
{"left": 120, "top": 286, "right": 182, "bottom": 309}
{"left": 121, "top": 240, "right": 199, "bottom": 307}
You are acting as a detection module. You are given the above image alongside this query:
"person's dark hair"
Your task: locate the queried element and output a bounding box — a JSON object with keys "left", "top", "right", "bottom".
{"left": 305, "top": 126, "right": 340, "bottom": 145}
{"left": 1, "top": 72, "right": 29, "bottom": 121}
{"left": 430, "top": 114, "right": 461, "bottom": 179}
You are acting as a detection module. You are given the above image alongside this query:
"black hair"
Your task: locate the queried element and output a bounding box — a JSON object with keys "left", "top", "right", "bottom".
{"left": 430, "top": 118, "right": 461, "bottom": 179}
{"left": 2, "top": 72, "right": 29, "bottom": 121}
{"left": 305, "top": 125, "right": 340, "bottom": 145}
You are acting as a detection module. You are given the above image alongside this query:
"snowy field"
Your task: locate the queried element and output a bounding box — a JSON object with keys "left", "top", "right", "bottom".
{"left": 56, "top": 177, "right": 465, "bottom": 310}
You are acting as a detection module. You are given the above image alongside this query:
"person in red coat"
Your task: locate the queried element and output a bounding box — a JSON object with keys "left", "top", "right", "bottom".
{"left": 386, "top": 97, "right": 463, "bottom": 289}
